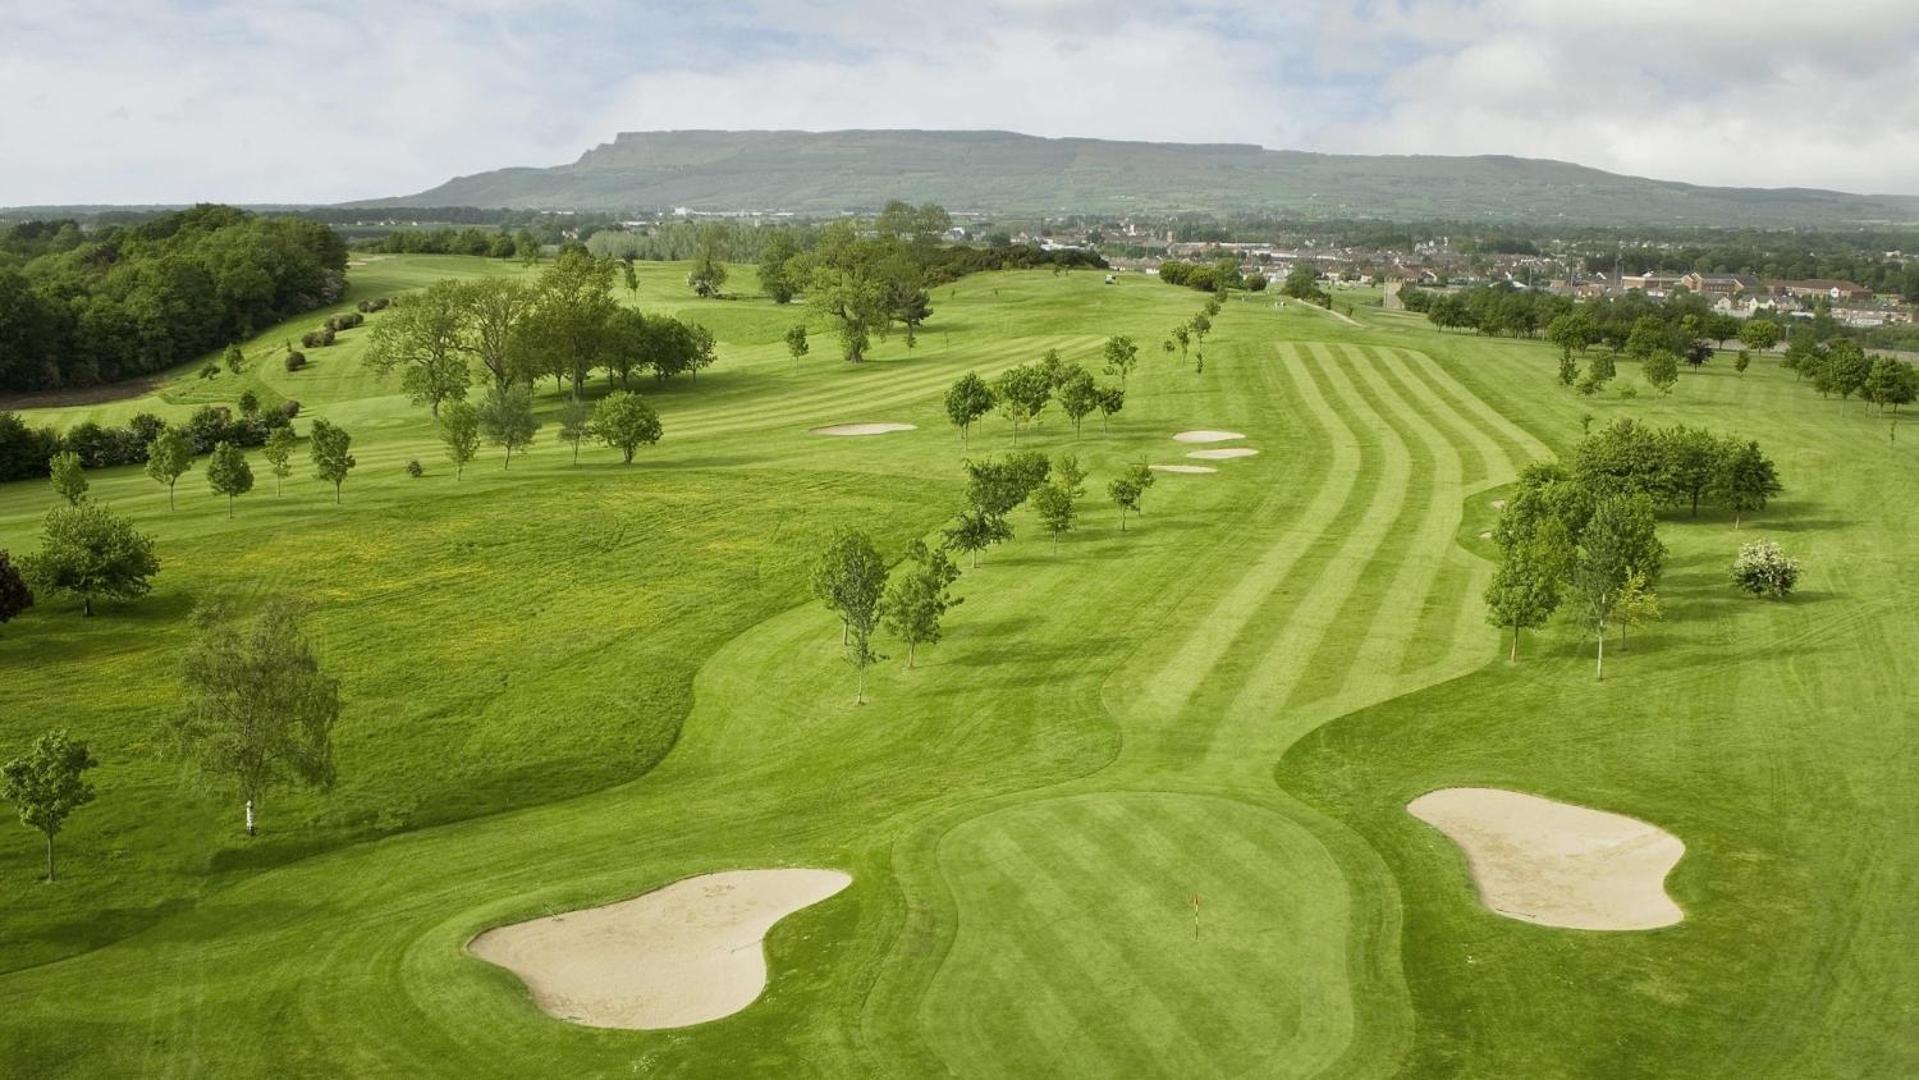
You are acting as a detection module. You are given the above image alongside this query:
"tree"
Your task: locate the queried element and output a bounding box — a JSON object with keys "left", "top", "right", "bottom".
{"left": 205, "top": 442, "right": 253, "bottom": 518}
{"left": 454, "top": 278, "right": 538, "bottom": 392}
{"left": 1109, "top": 463, "right": 1155, "bottom": 530}
{"left": 48, "top": 451, "right": 87, "bottom": 506}
{"left": 523, "top": 249, "right": 617, "bottom": 396}
{"left": 1548, "top": 311, "right": 1597, "bottom": 362}
{"left": 759, "top": 231, "right": 803, "bottom": 304}
{"left": 1614, "top": 568, "right": 1661, "bottom": 652}
{"left": 1187, "top": 313, "right": 1212, "bottom": 373}
{"left": 1557, "top": 353, "right": 1579, "bottom": 389}
{"left": 1863, "top": 356, "right": 1918, "bottom": 413}
{"left": 2, "top": 729, "right": 97, "bottom": 882}
{"left": 687, "top": 225, "right": 729, "bottom": 297}
{"left": 784, "top": 324, "right": 810, "bottom": 364}
{"left": 223, "top": 343, "right": 247, "bottom": 375}
{"left": 1484, "top": 523, "right": 1567, "bottom": 662}
{"left": 1625, "top": 315, "right": 1670, "bottom": 359}
{"left": 1281, "top": 265, "right": 1323, "bottom": 301}
{"left": 440, "top": 399, "right": 481, "bottom": 479}
{"left": 307, "top": 419, "right": 356, "bottom": 503}
{"left": 363, "top": 282, "right": 471, "bottom": 418}
{"left": 801, "top": 221, "right": 901, "bottom": 363}
{"left": 1734, "top": 350, "right": 1750, "bottom": 375}
{"left": 1101, "top": 335, "right": 1140, "bottom": 386}
{"left": 942, "top": 507, "right": 1009, "bottom": 568}
{"left": 1714, "top": 440, "right": 1781, "bottom": 528}
{"left": 944, "top": 372, "right": 995, "bottom": 448}
{"left": 165, "top": 602, "right": 340, "bottom": 836}
{"left": 0, "top": 550, "right": 33, "bottom": 628}
{"left": 1056, "top": 366, "right": 1100, "bottom": 437}
{"left": 1738, "top": 318, "right": 1780, "bottom": 354}
{"left": 262, "top": 426, "right": 296, "bottom": 495}
{"left": 1031, "top": 481, "right": 1076, "bottom": 551}
{"left": 590, "top": 390, "right": 663, "bottom": 464}
{"left": 881, "top": 539, "right": 962, "bottom": 667}
{"left": 1168, "top": 324, "right": 1191, "bottom": 368}
{"left": 1643, "top": 350, "right": 1679, "bottom": 395}
{"left": 1097, "top": 381, "right": 1120, "bottom": 429}
{"left": 810, "top": 529, "right": 889, "bottom": 702}
{"left": 147, "top": 430, "right": 194, "bottom": 510}
{"left": 477, "top": 385, "right": 540, "bottom": 468}
{"left": 557, "top": 397, "right": 591, "bottom": 465}
{"left": 1731, "top": 539, "right": 1799, "bottom": 599}
{"left": 994, "top": 362, "right": 1053, "bottom": 444}
{"left": 1571, "top": 495, "right": 1663, "bottom": 680}
{"left": 20, "top": 502, "right": 159, "bottom": 616}
{"left": 1656, "top": 425, "right": 1721, "bottom": 517}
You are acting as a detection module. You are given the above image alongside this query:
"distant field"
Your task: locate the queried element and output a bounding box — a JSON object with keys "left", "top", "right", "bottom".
{"left": 1, "top": 258, "right": 1914, "bottom": 1077}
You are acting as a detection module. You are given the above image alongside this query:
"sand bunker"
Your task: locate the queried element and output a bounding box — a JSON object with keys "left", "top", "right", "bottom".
{"left": 809, "top": 423, "right": 917, "bottom": 436}
{"left": 1186, "top": 448, "right": 1260, "bottom": 461}
{"left": 469, "top": 868, "right": 852, "bottom": 1030}
{"left": 1149, "top": 464, "right": 1218, "bottom": 474}
{"left": 1491, "top": 499, "right": 1508, "bottom": 510}
{"left": 1409, "top": 788, "right": 1683, "bottom": 931}
{"left": 1172, "top": 430, "right": 1247, "bottom": 443}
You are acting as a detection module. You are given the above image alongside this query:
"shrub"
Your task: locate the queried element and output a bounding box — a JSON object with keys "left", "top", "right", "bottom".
{"left": 323, "top": 311, "right": 365, "bottom": 333}
{"left": 60, "top": 422, "right": 147, "bottom": 468}
{"left": 183, "top": 405, "right": 274, "bottom": 454}
{"left": 300, "top": 328, "right": 336, "bottom": 349}
{"left": 356, "top": 297, "right": 391, "bottom": 314}
{"left": 128, "top": 413, "right": 168, "bottom": 445}
{"left": 238, "top": 391, "right": 260, "bottom": 416}
{"left": 280, "top": 399, "right": 302, "bottom": 420}
{"left": 199, "top": 362, "right": 221, "bottom": 379}
{"left": 1731, "top": 539, "right": 1799, "bottom": 599}
{"left": 284, "top": 350, "right": 308, "bottom": 371}
{"left": 0, "top": 412, "right": 61, "bottom": 482}
{"left": 405, "top": 458, "right": 424, "bottom": 478}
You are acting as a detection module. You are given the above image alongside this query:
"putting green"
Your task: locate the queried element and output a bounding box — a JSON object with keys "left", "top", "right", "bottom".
{"left": 1, "top": 257, "right": 1914, "bottom": 1078}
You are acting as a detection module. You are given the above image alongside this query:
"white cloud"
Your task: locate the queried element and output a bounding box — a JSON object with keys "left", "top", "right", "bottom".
{"left": 0, "top": 0, "right": 1913, "bottom": 205}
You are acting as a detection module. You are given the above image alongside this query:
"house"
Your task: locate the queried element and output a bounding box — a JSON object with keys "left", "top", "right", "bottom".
{"left": 1681, "top": 272, "right": 1759, "bottom": 297}
{"left": 1773, "top": 279, "right": 1874, "bottom": 304}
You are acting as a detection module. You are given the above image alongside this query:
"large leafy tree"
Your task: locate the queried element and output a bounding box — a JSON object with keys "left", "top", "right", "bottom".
{"left": 476, "top": 385, "right": 540, "bottom": 469}
{"left": 800, "top": 221, "right": 900, "bottom": 363}
{"left": 758, "top": 231, "right": 803, "bottom": 304}
{"left": 590, "top": 390, "right": 663, "bottom": 464}
{"left": 1484, "top": 519, "right": 1571, "bottom": 661}
{"left": 522, "top": 249, "right": 617, "bottom": 396}
{"left": 1656, "top": 425, "right": 1722, "bottom": 516}
{"left": 454, "top": 278, "right": 538, "bottom": 391}
{"left": 1715, "top": 440, "right": 1782, "bottom": 528}
{"left": 165, "top": 602, "right": 340, "bottom": 836}
{"left": 21, "top": 502, "right": 159, "bottom": 616}
{"left": 363, "top": 281, "right": 471, "bottom": 417}
{"left": 2, "top": 729, "right": 98, "bottom": 882}
{"left": 881, "top": 539, "right": 962, "bottom": 668}
{"left": 993, "top": 362, "right": 1053, "bottom": 444}
{"left": 0, "top": 550, "right": 33, "bottom": 628}
{"left": 687, "top": 224, "right": 729, "bottom": 298}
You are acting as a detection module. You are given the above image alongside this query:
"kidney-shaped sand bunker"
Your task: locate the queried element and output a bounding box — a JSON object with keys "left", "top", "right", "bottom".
{"left": 469, "top": 868, "right": 852, "bottom": 1029}
{"left": 1408, "top": 787, "right": 1684, "bottom": 931}
{"left": 809, "top": 422, "right": 916, "bottom": 436}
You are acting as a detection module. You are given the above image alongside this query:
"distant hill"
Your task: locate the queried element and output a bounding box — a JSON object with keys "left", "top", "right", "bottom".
{"left": 354, "top": 129, "right": 1919, "bottom": 226}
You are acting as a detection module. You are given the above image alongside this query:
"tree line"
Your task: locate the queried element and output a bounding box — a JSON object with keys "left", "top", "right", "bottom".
{"left": 0, "top": 205, "right": 348, "bottom": 392}
{"left": 1486, "top": 418, "right": 1786, "bottom": 677}
{"left": 944, "top": 338, "right": 1135, "bottom": 448}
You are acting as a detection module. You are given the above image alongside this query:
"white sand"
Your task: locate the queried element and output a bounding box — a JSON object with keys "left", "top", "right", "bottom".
{"left": 1186, "top": 448, "right": 1260, "bottom": 460}
{"left": 1478, "top": 531, "right": 1493, "bottom": 540}
{"left": 1172, "top": 430, "right": 1246, "bottom": 444}
{"left": 809, "top": 423, "right": 917, "bottom": 436}
{"left": 1409, "top": 788, "right": 1683, "bottom": 931}
{"left": 1149, "top": 464, "right": 1218, "bottom": 474}
{"left": 469, "top": 868, "right": 853, "bottom": 1030}
{"left": 1491, "top": 499, "right": 1508, "bottom": 510}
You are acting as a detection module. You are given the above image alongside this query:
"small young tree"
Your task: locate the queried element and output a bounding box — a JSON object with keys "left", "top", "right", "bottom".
{"left": 1, "top": 729, "right": 97, "bottom": 882}
{"left": 994, "top": 362, "right": 1053, "bottom": 445}
{"left": 881, "top": 539, "right": 962, "bottom": 668}
{"left": 1733, "top": 350, "right": 1750, "bottom": 375}
{"left": 1108, "top": 462, "right": 1155, "bottom": 530}
{"left": 1484, "top": 526, "right": 1566, "bottom": 662}
{"left": 146, "top": 428, "right": 194, "bottom": 510}
{"left": 1571, "top": 495, "right": 1662, "bottom": 680}
{"left": 557, "top": 397, "right": 591, "bottom": 465}
{"left": 687, "top": 242, "right": 729, "bottom": 298}
{"left": 1737, "top": 318, "right": 1780, "bottom": 354}
{"left": 1168, "top": 324, "right": 1191, "bottom": 368}
{"left": 262, "top": 426, "right": 296, "bottom": 495}
{"left": 440, "top": 399, "right": 481, "bottom": 479}
{"left": 1556, "top": 353, "right": 1579, "bottom": 389}
{"left": 1614, "top": 568, "right": 1661, "bottom": 651}
{"left": 784, "top": 324, "right": 810, "bottom": 363}
{"left": 590, "top": 390, "right": 663, "bottom": 464}
{"left": 48, "top": 451, "right": 87, "bottom": 506}
{"left": 1101, "top": 335, "right": 1140, "bottom": 386}
{"left": 0, "top": 551, "right": 33, "bottom": 629}
{"left": 165, "top": 602, "right": 340, "bottom": 836}
{"left": 307, "top": 419, "right": 357, "bottom": 502}
{"left": 21, "top": 502, "right": 159, "bottom": 617}
{"left": 811, "top": 529, "right": 889, "bottom": 702}
{"left": 1095, "top": 384, "right": 1125, "bottom": 432}
{"left": 205, "top": 442, "right": 254, "bottom": 518}
{"left": 1731, "top": 539, "right": 1799, "bottom": 599}
{"left": 477, "top": 385, "right": 540, "bottom": 469}
{"left": 1644, "top": 350, "right": 1679, "bottom": 395}
{"left": 223, "top": 343, "right": 247, "bottom": 375}
{"left": 1032, "top": 482, "right": 1076, "bottom": 551}
{"left": 945, "top": 372, "right": 996, "bottom": 448}
{"left": 1056, "top": 367, "right": 1100, "bottom": 438}
{"left": 942, "top": 507, "right": 1009, "bottom": 568}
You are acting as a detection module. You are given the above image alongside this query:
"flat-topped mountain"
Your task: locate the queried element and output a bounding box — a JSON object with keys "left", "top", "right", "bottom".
{"left": 356, "top": 129, "right": 1919, "bottom": 226}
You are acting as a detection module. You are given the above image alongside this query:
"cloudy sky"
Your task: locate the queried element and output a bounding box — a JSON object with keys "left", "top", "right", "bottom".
{"left": 3, "top": 0, "right": 1916, "bottom": 205}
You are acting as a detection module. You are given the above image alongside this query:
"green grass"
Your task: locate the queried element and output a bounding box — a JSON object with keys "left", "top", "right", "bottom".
{"left": 1, "top": 259, "right": 1914, "bottom": 1077}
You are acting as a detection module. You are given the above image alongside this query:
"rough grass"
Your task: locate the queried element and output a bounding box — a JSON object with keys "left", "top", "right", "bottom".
{"left": 0, "top": 262, "right": 1913, "bottom": 1077}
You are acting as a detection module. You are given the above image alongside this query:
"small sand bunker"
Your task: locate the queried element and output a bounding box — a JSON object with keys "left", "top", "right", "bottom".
{"left": 1150, "top": 464, "right": 1217, "bottom": 474}
{"left": 809, "top": 422, "right": 917, "bottom": 437}
{"left": 1186, "top": 448, "right": 1260, "bottom": 461}
{"left": 1491, "top": 499, "right": 1508, "bottom": 510}
{"left": 1173, "top": 430, "right": 1246, "bottom": 444}
{"left": 1409, "top": 788, "right": 1684, "bottom": 931}
{"left": 1478, "top": 531, "right": 1493, "bottom": 540}
{"left": 469, "top": 868, "right": 852, "bottom": 1030}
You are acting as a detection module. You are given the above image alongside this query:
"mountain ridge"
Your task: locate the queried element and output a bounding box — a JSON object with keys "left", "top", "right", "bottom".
{"left": 354, "top": 129, "right": 1919, "bottom": 226}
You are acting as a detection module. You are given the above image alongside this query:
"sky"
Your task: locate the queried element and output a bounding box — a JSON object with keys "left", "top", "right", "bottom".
{"left": 3, "top": 0, "right": 1917, "bottom": 206}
